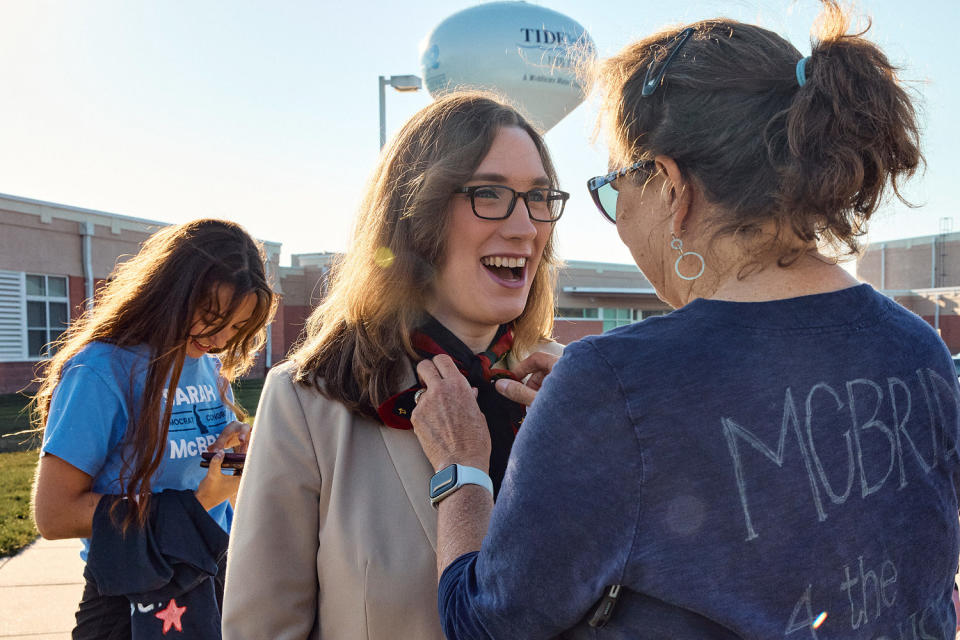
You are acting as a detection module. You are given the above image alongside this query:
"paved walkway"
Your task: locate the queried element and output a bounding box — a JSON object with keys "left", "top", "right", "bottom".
{"left": 0, "top": 537, "right": 84, "bottom": 640}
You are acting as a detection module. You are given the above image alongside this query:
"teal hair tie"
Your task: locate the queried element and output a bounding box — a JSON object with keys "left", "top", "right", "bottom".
{"left": 796, "top": 57, "right": 809, "bottom": 87}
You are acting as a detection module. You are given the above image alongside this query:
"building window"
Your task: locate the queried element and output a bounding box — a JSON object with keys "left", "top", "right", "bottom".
{"left": 556, "top": 307, "right": 599, "bottom": 319}
{"left": 602, "top": 307, "right": 635, "bottom": 332}
{"left": 26, "top": 274, "right": 69, "bottom": 358}
{"left": 639, "top": 309, "right": 667, "bottom": 320}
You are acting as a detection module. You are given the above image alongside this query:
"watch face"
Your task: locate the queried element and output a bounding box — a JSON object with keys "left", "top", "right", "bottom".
{"left": 430, "top": 465, "right": 458, "bottom": 499}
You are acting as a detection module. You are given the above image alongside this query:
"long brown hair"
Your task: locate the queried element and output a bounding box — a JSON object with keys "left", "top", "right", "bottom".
{"left": 594, "top": 0, "right": 922, "bottom": 264}
{"left": 32, "top": 219, "right": 277, "bottom": 528}
{"left": 291, "top": 91, "right": 560, "bottom": 417}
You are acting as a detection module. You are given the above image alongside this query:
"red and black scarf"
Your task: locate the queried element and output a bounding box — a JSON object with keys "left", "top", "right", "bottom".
{"left": 376, "top": 316, "right": 525, "bottom": 496}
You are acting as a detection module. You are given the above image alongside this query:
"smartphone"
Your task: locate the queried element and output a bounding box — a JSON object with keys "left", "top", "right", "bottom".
{"left": 200, "top": 451, "right": 246, "bottom": 470}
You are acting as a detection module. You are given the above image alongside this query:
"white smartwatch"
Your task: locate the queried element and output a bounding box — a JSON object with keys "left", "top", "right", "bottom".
{"left": 429, "top": 464, "right": 493, "bottom": 508}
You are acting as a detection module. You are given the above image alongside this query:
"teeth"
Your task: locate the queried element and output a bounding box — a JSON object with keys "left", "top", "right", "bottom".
{"left": 482, "top": 256, "right": 526, "bottom": 268}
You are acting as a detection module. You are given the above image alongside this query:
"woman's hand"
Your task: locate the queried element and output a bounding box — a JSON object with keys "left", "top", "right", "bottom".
{"left": 195, "top": 452, "right": 241, "bottom": 509}
{"left": 493, "top": 351, "right": 560, "bottom": 407}
{"left": 195, "top": 420, "right": 250, "bottom": 509}
{"left": 411, "top": 354, "right": 491, "bottom": 473}
{"left": 212, "top": 420, "right": 251, "bottom": 453}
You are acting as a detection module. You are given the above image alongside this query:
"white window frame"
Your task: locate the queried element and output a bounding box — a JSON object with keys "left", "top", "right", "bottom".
{"left": 555, "top": 307, "right": 600, "bottom": 321}
{"left": 601, "top": 307, "right": 637, "bottom": 332}
{"left": 639, "top": 309, "right": 668, "bottom": 321}
{"left": 23, "top": 273, "right": 70, "bottom": 361}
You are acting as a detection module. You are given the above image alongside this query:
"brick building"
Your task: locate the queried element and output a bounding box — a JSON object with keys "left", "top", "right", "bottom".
{"left": 857, "top": 230, "right": 960, "bottom": 352}
{"left": 553, "top": 260, "right": 668, "bottom": 344}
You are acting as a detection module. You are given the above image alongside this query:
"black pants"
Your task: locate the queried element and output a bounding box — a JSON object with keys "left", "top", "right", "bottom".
{"left": 72, "top": 577, "right": 130, "bottom": 640}
{"left": 72, "top": 555, "right": 226, "bottom": 640}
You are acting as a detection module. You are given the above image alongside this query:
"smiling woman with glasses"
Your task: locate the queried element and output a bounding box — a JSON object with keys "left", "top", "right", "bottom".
{"left": 222, "top": 91, "right": 565, "bottom": 640}
{"left": 409, "top": 3, "right": 960, "bottom": 639}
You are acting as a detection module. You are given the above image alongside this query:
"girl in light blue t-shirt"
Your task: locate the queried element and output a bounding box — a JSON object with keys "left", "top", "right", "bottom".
{"left": 31, "top": 218, "right": 276, "bottom": 639}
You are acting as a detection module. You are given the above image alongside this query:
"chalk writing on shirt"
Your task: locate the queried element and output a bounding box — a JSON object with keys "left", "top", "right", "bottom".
{"left": 721, "top": 369, "right": 959, "bottom": 541}
{"left": 783, "top": 557, "right": 947, "bottom": 639}
{"left": 840, "top": 555, "right": 898, "bottom": 629}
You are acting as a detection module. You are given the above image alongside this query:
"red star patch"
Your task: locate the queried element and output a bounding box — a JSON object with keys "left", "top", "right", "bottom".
{"left": 154, "top": 598, "right": 187, "bottom": 634}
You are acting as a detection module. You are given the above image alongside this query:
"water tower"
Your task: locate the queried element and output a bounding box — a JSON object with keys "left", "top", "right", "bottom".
{"left": 419, "top": 2, "right": 595, "bottom": 132}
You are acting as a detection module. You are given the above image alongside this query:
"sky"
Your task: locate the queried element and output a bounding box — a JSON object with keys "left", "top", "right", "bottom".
{"left": 0, "top": 0, "right": 956, "bottom": 268}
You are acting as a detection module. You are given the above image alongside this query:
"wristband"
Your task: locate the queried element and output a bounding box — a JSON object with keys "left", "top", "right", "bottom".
{"left": 429, "top": 464, "right": 493, "bottom": 508}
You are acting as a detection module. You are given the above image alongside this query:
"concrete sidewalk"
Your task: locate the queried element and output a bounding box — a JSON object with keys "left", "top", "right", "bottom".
{"left": 0, "top": 537, "right": 84, "bottom": 639}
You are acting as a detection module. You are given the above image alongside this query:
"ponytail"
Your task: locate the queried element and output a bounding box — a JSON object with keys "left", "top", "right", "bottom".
{"left": 778, "top": 0, "right": 923, "bottom": 254}
{"left": 596, "top": 0, "right": 922, "bottom": 263}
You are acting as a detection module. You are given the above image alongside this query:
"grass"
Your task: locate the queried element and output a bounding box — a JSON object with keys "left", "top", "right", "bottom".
{"left": 0, "top": 378, "right": 264, "bottom": 558}
{"left": 0, "top": 393, "right": 38, "bottom": 454}
{"left": 0, "top": 450, "right": 39, "bottom": 558}
{"left": 232, "top": 378, "right": 265, "bottom": 420}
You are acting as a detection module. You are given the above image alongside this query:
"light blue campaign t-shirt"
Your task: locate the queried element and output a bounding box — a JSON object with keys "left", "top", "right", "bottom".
{"left": 42, "top": 341, "right": 236, "bottom": 560}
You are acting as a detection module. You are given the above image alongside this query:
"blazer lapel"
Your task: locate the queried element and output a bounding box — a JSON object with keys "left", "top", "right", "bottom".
{"left": 378, "top": 363, "right": 438, "bottom": 551}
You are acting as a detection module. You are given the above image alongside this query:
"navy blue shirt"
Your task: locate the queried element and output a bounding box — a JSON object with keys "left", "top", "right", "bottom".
{"left": 439, "top": 285, "right": 960, "bottom": 639}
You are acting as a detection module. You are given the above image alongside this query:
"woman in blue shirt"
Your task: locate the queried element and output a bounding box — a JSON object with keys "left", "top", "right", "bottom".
{"left": 410, "top": 3, "right": 960, "bottom": 639}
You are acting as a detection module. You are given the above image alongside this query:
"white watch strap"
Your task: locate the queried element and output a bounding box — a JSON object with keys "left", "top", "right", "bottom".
{"left": 455, "top": 465, "right": 493, "bottom": 495}
{"left": 431, "top": 464, "right": 493, "bottom": 508}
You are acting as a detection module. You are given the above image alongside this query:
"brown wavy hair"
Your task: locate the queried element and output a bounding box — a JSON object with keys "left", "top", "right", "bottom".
{"left": 32, "top": 219, "right": 277, "bottom": 528}
{"left": 594, "top": 0, "right": 922, "bottom": 264}
{"left": 291, "top": 91, "right": 560, "bottom": 417}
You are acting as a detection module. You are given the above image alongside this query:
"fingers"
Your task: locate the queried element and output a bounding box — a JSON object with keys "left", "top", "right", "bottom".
{"left": 526, "top": 371, "right": 546, "bottom": 391}
{"left": 206, "top": 450, "right": 224, "bottom": 475}
{"left": 416, "top": 354, "right": 471, "bottom": 394}
{"left": 416, "top": 358, "right": 443, "bottom": 388}
{"left": 432, "top": 354, "right": 465, "bottom": 381}
{"left": 508, "top": 351, "right": 559, "bottom": 381}
{"left": 196, "top": 448, "right": 241, "bottom": 509}
{"left": 494, "top": 378, "right": 538, "bottom": 407}
{"left": 210, "top": 420, "right": 250, "bottom": 451}
{"left": 234, "top": 424, "right": 251, "bottom": 454}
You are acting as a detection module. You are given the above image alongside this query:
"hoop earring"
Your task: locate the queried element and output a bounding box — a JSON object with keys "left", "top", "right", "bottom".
{"left": 670, "top": 234, "right": 705, "bottom": 281}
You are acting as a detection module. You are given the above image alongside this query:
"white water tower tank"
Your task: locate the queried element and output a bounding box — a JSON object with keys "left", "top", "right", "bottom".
{"left": 419, "top": 2, "right": 595, "bottom": 132}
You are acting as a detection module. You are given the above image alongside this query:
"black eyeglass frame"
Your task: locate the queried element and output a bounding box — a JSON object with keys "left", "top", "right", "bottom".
{"left": 586, "top": 159, "right": 657, "bottom": 224}
{"left": 453, "top": 185, "right": 569, "bottom": 222}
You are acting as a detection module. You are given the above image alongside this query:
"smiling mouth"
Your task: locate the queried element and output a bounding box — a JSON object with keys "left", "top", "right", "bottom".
{"left": 481, "top": 255, "right": 526, "bottom": 283}
{"left": 191, "top": 339, "right": 211, "bottom": 352}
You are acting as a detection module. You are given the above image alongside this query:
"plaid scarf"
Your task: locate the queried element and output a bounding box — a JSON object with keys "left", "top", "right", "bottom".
{"left": 376, "top": 316, "right": 525, "bottom": 496}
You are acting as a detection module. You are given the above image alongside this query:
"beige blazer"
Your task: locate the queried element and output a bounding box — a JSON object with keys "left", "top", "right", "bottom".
{"left": 222, "top": 341, "right": 562, "bottom": 640}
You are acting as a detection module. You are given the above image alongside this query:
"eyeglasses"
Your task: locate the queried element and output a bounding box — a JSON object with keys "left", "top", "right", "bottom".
{"left": 586, "top": 160, "right": 657, "bottom": 223}
{"left": 453, "top": 185, "right": 568, "bottom": 222}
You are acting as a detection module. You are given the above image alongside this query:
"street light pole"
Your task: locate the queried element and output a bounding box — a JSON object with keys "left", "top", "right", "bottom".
{"left": 378, "top": 74, "right": 423, "bottom": 149}
{"left": 379, "top": 76, "right": 388, "bottom": 150}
